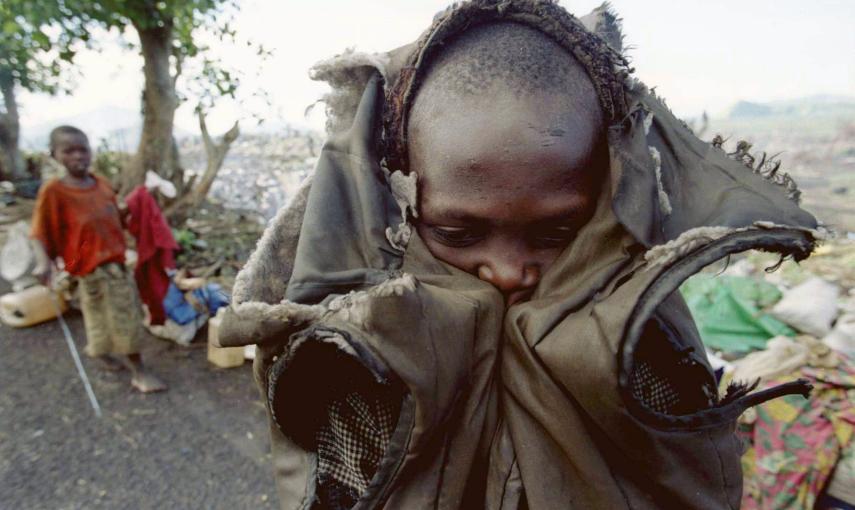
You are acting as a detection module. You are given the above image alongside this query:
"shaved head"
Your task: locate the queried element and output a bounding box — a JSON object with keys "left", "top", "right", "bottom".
{"left": 49, "top": 125, "right": 88, "bottom": 155}
{"left": 409, "top": 21, "right": 604, "bottom": 145}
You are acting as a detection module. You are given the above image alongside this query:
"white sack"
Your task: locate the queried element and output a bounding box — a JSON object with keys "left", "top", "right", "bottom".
{"left": 0, "top": 221, "right": 34, "bottom": 282}
{"left": 824, "top": 313, "right": 855, "bottom": 359}
{"left": 770, "top": 277, "right": 840, "bottom": 337}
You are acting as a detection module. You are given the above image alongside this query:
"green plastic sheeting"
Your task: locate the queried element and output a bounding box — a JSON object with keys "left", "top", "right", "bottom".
{"left": 680, "top": 274, "right": 795, "bottom": 353}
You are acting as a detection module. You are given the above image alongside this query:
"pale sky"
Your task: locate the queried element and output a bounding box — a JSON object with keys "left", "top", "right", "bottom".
{"left": 17, "top": 0, "right": 855, "bottom": 139}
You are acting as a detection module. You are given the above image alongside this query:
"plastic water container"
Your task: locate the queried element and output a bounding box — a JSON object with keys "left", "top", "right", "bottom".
{"left": 207, "top": 311, "right": 243, "bottom": 368}
{"left": 0, "top": 285, "right": 67, "bottom": 328}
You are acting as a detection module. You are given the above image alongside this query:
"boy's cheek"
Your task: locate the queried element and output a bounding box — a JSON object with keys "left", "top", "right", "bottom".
{"left": 414, "top": 225, "right": 474, "bottom": 272}
{"left": 418, "top": 228, "right": 456, "bottom": 263}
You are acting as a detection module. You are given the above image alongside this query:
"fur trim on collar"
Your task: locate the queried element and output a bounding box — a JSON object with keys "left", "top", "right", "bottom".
{"left": 309, "top": 50, "right": 392, "bottom": 135}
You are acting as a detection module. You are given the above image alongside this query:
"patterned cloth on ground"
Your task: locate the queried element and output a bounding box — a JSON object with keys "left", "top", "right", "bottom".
{"left": 740, "top": 361, "right": 855, "bottom": 509}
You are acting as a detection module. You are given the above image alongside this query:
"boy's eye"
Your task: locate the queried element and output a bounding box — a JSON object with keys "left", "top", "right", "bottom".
{"left": 530, "top": 225, "right": 577, "bottom": 248}
{"left": 429, "top": 226, "right": 484, "bottom": 248}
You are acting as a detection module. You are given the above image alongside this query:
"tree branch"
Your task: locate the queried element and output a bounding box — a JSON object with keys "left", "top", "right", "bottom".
{"left": 198, "top": 107, "right": 214, "bottom": 155}
{"left": 172, "top": 51, "right": 184, "bottom": 88}
{"left": 164, "top": 109, "right": 239, "bottom": 220}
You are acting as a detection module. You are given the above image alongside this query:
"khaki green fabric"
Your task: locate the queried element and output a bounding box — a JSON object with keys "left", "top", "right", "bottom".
{"left": 219, "top": 2, "right": 821, "bottom": 509}
{"left": 79, "top": 262, "right": 143, "bottom": 357}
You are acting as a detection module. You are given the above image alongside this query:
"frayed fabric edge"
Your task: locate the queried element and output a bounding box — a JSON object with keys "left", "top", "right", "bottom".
{"left": 288, "top": 328, "right": 359, "bottom": 361}
{"left": 310, "top": 50, "right": 391, "bottom": 83}
{"left": 327, "top": 274, "right": 418, "bottom": 330}
{"left": 643, "top": 222, "right": 828, "bottom": 269}
{"left": 385, "top": 170, "right": 419, "bottom": 252}
{"left": 648, "top": 146, "right": 672, "bottom": 216}
{"left": 388, "top": 170, "right": 418, "bottom": 218}
{"left": 309, "top": 49, "right": 392, "bottom": 135}
{"left": 229, "top": 300, "right": 327, "bottom": 330}
{"left": 712, "top": 136, "right": 803, "bottom": 204}
{"left": 579, "top": 1, "right": 625, "bottom": 53}
{"left": 227, "top": 274, "right": 419, "bottom": 345}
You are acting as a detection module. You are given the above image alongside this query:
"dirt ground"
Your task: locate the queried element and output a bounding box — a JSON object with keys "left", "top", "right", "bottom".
{"left": 0, "top": 279, "right": 279, "bottom": 510}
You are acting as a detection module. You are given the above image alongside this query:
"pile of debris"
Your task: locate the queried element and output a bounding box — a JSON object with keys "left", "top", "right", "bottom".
{"left": 680, "top": 239, "right": 855, "bottom": 509}
{"left": 172, "top": 203, "right": 265, "bottom": 292}
{"left": 179, "top": 130, "right": 320, "bottom": 220}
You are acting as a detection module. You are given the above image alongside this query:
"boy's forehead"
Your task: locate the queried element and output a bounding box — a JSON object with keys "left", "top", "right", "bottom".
{"left": 55, "top": 132, "right": 89, "bottom": 147}
{"left": 411, "top": 88, "right": 601, "bottom": 173}
{"left": 453, "top": 83, "right": 599, "bottom": 114}
{"left": 410, "top": 94, "right": 602, "bottom": 219}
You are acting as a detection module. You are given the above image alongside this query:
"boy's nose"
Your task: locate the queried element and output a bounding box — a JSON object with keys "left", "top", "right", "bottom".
{"left": 476, "top": 256, "right": 541, "bottom": 296}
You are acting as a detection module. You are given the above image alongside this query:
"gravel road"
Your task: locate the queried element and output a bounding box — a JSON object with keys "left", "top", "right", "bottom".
{"left": 0, "top": 280, "right": 279, "bottom": 510}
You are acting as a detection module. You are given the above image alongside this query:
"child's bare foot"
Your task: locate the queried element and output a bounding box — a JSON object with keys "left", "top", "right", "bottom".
{"left": 130, "top": 372, "right": 167, "bottom": 393}
{"left": 92, "top": 355, "right": 126, "bottom": 372}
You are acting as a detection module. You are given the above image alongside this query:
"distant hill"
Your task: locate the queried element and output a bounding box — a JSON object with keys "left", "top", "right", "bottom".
{"left": 20, "top": 105, "right": 193, "bottom": 152}
{"left": 19, "top": 105, "right": 316, "bottom": 152}
{"left": 727, "top": 95, "right": 855, "bottom": 119}
{"left": 705, "top": 95, "right": 855, "bottom": 146}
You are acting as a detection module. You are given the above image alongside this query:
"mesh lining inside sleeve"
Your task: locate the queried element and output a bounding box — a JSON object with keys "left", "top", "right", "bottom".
{"left": 315, "top": 391, "right": 398, "bottom": 509}
{"left": 629, "top": 318, "right": 717, "bottom": 416}
{"left": 630, "top": 360, "right": 683, "bottom": 414}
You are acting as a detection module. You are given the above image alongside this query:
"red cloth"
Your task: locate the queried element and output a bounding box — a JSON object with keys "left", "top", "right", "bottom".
{"left": 30, "top": 175, "right": 126, "bottom": 276}
{"left": 126, "top": 186, "right": 178, "bottom": 325}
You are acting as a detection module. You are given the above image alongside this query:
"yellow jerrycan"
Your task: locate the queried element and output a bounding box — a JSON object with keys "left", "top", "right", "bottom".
{"left": 0, "top": 285, "right": 67, "bottom": 328}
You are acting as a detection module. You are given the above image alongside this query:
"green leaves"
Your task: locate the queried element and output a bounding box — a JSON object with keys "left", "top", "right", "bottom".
{"left": 32, "top": 30, "right": 50, "bottom": 49}
{"left": 2, "top": 21, "right": 19, "bottom": 35}
{"left": 83, "top": 0, "right": 257, "bottom": 108}
{"left": 0, "top": 0, "right": 88, "bottom": 95}
{"left": 1, "top": 0, "right": 270, "bottom": 136}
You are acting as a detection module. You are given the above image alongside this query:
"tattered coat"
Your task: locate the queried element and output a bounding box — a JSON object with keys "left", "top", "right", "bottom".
{"left": 219, "top": 2, "right": 822, "bottom": 509}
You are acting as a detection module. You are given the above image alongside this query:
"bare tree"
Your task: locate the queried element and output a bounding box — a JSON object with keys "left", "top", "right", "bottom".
{"left": 164, "top": 108, "right": 238, "bottom": 219}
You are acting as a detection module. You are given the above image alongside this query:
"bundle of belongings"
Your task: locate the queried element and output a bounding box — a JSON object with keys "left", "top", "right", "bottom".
{"left": 147, "top": 272, "right": 230, "bottom": 345}
{"left": 126, "top": 174, "right": 179, "bottom": 326}
{"left": 126, "top": 173, "right": 229, "bottom": 345}
{"left": 216, "top": 1, "right": 833, "bottom": 508}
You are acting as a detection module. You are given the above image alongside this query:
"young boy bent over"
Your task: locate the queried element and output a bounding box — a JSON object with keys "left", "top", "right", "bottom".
{"left": 220, "top": 1, "right": 821, "bottom": 508}
{"left": 31, "top": 125, "right": 166, "bottom": 393}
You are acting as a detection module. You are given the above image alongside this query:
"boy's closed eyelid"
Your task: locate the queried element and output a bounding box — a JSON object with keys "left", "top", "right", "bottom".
{"left": 429, "top": 224, "right": 486, "bottom": 236}
{"left": 529, "top": 225, "right": 578, "bottom": 247}
{"left": 427, "top": 225, "right": 486, "bottom": 248}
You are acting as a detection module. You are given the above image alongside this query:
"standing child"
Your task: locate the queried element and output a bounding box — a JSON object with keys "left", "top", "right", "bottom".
{"left": 31, "top": 125, "right": 167, "bottom": 393}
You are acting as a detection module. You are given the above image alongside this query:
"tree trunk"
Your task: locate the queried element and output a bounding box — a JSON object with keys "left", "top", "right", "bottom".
{"left": 0, "top": 75, "right": 26, "bottom": 181}
{"left": 120, "top": 21, "right": 179, "bottom": 195}
{"left": 164, "top": 109, "right": 239, "bottom": 220}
